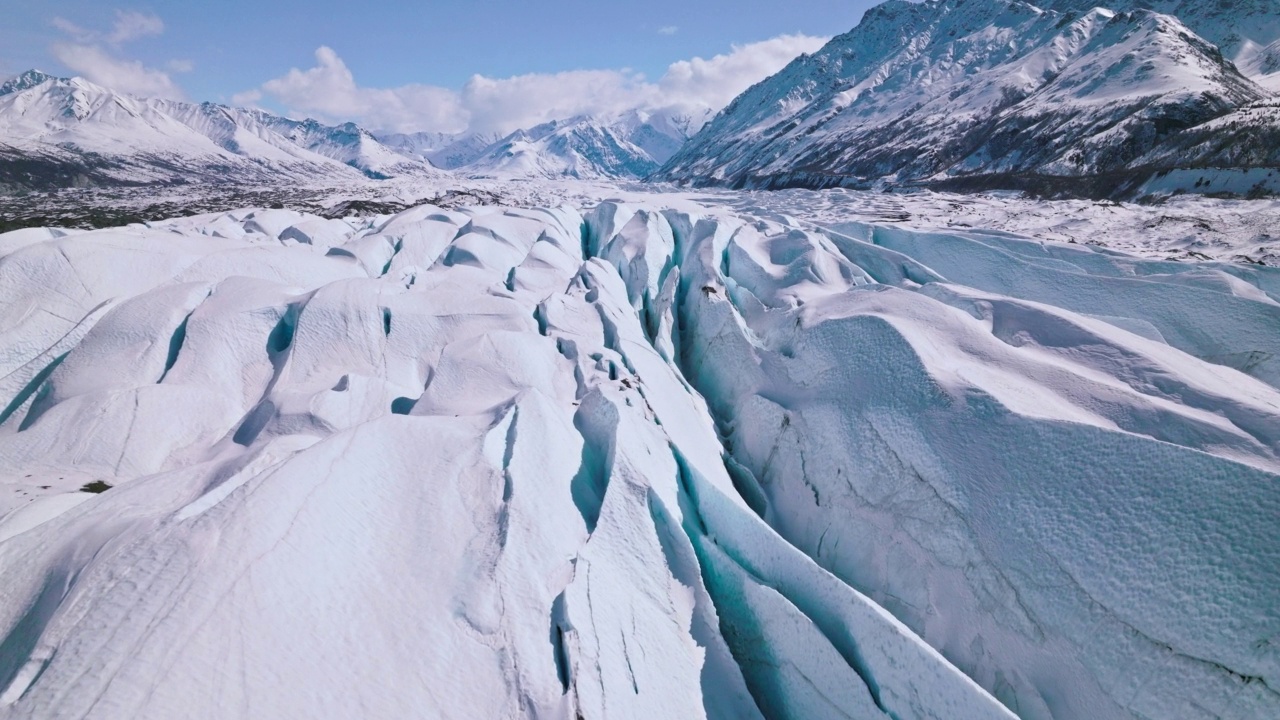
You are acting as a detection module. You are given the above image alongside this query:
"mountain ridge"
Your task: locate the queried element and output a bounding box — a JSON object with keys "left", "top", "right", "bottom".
{"left": 0, "top": 70, "right": 697, "bottom": 190}
{"left": 459, "top": 111, "right": 694, "bottom": 180}
{"left": 0, "top": 72, "right": 442, "bottom": 190}
{"left": 656, "top": 0, "right": 1280, "bottom": 198}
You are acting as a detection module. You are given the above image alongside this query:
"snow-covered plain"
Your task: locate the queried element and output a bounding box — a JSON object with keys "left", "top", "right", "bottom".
{"left": 0, "top": 191, "right": 1278, "bottom": 720}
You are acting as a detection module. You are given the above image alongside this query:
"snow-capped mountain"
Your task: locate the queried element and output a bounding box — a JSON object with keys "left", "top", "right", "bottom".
{"left": 462, "top": 111, "right": 695, "bottom": 180}
{"left": 658, "top": 0, "right": 1280, "bottom": 197}
{"left": 375, "top": 130, "right": 504, "bottom": 170}
{"left": 1053, "top": 0, "right": 1280, "bottom": 72}
{"left": 0, "top": 69, "right": 56, "bottom": 98}
{"left": 378, "top": 110, "right": 707, "bottom": 177}
{"left": 0, "top": 70, "right": 699, "bottom": 189}
{"left": 0, "top": 71, "right": 439, "bottom": 191}
{"left": 245, "top": 113, "right": 430, "bottom": 180}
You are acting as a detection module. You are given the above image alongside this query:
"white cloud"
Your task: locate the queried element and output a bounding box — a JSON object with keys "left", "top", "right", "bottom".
{"left": 107, "top": 10, "right": 164, "bottom": 44}
{"left": 52, "top": 43, "right": 185, "bottom": 99}
{"left": 245, "top": 33, "right": 830, "bottom": 135}
{"left": 49, "top": 10, "right": 186, "bottom": 99}
{"left": 51, "top": 17, "right": 94, "bottom": 43}
{"left": 259, "top": 46, "right": 466, "bottom": 133}
{"left": 51, "top": 10, "right": 164, "bottom": 45}
{"left": 460, "top": 69, "right": 653, "bottom": 134}
{"left": 657, "top": 33, "right": 828, "bottom": 113}
{"left": 230, "top": 89, "right": 263, "bottom": 106}
{"left": 658, "top": 26, "right": 679, "bottom": 36}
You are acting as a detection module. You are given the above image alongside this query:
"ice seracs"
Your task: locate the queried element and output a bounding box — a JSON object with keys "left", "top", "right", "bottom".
{"left": 1, "top": 191, "right": 1277, "bottom": 719}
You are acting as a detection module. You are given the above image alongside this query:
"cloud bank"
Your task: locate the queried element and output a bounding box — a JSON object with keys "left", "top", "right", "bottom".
{"left": 244, "top": 33, "right": 828, "bottom": 135}
{"left": 42, "top": 10, "right": 826, "bottom": 136}
{"left": 50, "top": 10, "right": 186, "bottom": 99}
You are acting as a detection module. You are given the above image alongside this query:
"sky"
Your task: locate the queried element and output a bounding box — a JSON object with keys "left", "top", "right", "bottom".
{"left": 0, "top": 1, "right": 883, "bottom": 135}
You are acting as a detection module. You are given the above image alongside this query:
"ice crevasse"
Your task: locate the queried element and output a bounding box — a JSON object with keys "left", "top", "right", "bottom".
{"left": 0, "top": 201, "right": 1276, "bottom": 720}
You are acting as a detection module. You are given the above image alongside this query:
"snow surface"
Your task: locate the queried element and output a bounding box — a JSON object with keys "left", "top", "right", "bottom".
{"left": 0, "top": 191, "right": 1278, "bottom": 720}
{"left": 693, "top": 185, "right": 1280, "bottom": 265}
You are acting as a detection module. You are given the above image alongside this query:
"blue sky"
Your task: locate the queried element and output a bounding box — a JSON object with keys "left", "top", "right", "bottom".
{"left": 2, "top": 1, "right": 883, "bottom": 134}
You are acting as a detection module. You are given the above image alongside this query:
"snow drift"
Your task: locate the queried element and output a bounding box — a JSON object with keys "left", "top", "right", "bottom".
{"left": 0, "top": 198, "right": 1277, "bottom": 719}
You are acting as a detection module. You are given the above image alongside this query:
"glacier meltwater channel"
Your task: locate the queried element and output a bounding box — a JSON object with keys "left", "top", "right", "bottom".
{"left": 0, "top": 200, "right": 1277, "bottom": 720}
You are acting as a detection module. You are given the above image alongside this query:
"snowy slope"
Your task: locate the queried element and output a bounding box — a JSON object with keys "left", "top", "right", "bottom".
{"left": 0, "top": 69, "right": 694, "bottom": 189}
{"left": 0, "top": 73, "right": 439, "bottom": 190}
{"left": 0, "top": 70, "right": 55, "bottom": 98}
{"left": 243, "top": 113, "right": 431, "bottom": 179}
{"left": 375, "top": 130, "right": 504, "bottom": 169}
{"left": 377, "top": 112, "right": 698, "bottom": 176}
{"left": 658, "top": 0, "right": 1280, "bottom": 197}
{"left": 1048, "top": 0, "right": 1280, "bottom": 69}
{"left": 697, "top": 184, "right": 1280, "bottom": 265}
{"left": 463, "top": 112, "right": 694, "bottom": 180}
{"left": 1, "top": 194, "right": 1278, "bottom": 719}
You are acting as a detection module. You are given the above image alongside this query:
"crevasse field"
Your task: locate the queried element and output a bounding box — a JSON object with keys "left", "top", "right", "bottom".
{"left": 0, "top": 192, "right": 1277, "bottom": 720}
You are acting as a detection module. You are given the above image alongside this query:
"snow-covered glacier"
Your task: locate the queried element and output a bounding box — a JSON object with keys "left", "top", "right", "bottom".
{"left": 0, "top": 196, "right": 1277, "bottom": 720}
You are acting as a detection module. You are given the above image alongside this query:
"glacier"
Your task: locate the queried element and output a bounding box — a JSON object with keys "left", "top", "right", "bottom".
{"left": 0, "top": 194, "right": 1278, "bottom": 720}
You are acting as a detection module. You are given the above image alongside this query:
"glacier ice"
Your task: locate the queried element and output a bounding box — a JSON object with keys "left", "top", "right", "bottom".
{"left": 0, "top": 198, "right": 1277, "bottom": 720}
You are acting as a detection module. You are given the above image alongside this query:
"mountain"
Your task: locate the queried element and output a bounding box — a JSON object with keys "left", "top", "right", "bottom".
{"left": 0, "top": 70, "right": 699, "bottom": 190}
{"left": 0, "top": 72, "right": 439, "bottom": 192}
{"left": 377, "top": 109, "right": 711, "bottom": 177}
{"left": 657, "top": 0, "right": 1280, "bottom": 198}
{"left": 0, "top": 69, "right": 55, "bottom": 97}
{"left": 461, "top": 111, "right": 695, "bottom": 180}
{"left": 375, "top": 130, "right": 504, "bottom": 169}
{"left": 1055, "top": 0, "right": 1280, "bottom": 77}
{"left": 244, "top": 113, "right": 430, "bottom": 179}
{"left": 1037, "top": 1, "right": 1280, "bottom": 91}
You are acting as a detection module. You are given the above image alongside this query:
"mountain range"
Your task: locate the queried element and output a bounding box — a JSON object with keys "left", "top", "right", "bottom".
{"left": 451, "top": 110, "right": 699, "bottom": 179}
{"left": 0, "top": 70, "right": 435, "bottom": 191}
{"left": 375, "top": 109, "right": 704, "bottom": 177}
{"left": 657, "top": 0, "right": 1280, "bottom": 197}
{"left": 6, "top": 0, "right": 1280, "bottom": 198}
{"left": 0, "top": 71, "right": 691, "bottom": 191}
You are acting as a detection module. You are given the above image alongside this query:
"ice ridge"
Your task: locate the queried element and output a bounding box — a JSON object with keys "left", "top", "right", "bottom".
{"left": 0, "top": 200, "right": 1277, "bottom": 719}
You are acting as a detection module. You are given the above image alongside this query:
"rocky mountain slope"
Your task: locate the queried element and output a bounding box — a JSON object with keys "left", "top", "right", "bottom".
{"left": 376, "top": 129, "right": 505, "bottom": 170}
{"left": 1055, "top": 0, "right": 1280, "bottom": 79}
{"left": 0, "top": 70, "right": 698, "bottom": 190}
{"left": 657, "top": 0, "right": 1280, "bottom": 197}
{"left": 0, "top": 71, "right": 439, "bottom": 191}
{"left": 459, "top": 110, "right": 695, "bottom": 180}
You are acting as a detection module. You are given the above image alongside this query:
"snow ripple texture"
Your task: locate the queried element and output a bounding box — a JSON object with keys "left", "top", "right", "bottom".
{"left": 0, "top": 200, "right": 1277, "bottom": 720}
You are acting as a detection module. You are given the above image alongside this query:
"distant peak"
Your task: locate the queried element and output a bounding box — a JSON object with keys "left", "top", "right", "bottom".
{"left": 0, "top": 69, "right": 58, "bottom": 97}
